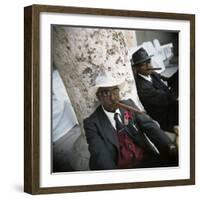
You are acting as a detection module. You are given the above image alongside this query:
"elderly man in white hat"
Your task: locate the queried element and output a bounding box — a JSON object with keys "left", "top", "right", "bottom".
{"left": 84, "top": 74, "right": 178, "bottom": 170}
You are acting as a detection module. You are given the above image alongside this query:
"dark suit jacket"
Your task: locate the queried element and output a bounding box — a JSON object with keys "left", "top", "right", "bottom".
{"left": 135, "top": 72, "right": 178, "bottom": 131}
{"left": 84, "top": 99, "right": 174, "bottom": 170}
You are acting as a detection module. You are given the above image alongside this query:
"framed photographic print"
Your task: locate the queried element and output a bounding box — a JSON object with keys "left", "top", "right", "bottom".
{"left": 24, "top": 4, "right": 195, "bottom": 194}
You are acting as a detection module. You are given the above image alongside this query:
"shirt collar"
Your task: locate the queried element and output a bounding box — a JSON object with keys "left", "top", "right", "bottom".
{"left": 138, "top": 73, "right": 152, "bottom": 82}
{"left": 102, "top": 106, "right": 121, "bottom": 129}
{"left": 102, "top": 106, "right": 120, "bottom": 116}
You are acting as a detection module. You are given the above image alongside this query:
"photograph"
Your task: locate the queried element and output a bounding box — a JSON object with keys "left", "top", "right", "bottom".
{"left": 52, "top": 26, "right": 179, "bottom": 173}
{"left": 24, "top": 5, "right": 195, "bottom": 194}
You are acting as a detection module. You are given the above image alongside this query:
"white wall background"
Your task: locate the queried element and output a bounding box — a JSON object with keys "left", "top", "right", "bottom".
{"left": 0, "top": 0, "right": 199, "bottom": 199}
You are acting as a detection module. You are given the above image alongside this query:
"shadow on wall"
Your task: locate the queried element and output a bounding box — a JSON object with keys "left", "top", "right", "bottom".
{"left": 52, "top": 69, "right": 90, "bottom": 172}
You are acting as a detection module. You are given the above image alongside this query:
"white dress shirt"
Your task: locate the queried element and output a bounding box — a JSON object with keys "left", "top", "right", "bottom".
{"left": 138, "top": 73, "right": 152, "bottom": 82}
{"left": 102, "top": 106, "right": 122, "bottom": 130}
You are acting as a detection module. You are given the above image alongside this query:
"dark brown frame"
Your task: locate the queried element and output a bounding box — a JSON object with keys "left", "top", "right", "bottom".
{"left": 24, "top": 4, "right": 195, "bottom": 194}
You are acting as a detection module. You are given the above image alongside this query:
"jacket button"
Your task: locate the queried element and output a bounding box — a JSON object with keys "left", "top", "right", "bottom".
{"left": 130, "top": 153, "right": 134, "bottom": 158}
{"left": 128, "top": 144, "right": 132, "bottom": 149}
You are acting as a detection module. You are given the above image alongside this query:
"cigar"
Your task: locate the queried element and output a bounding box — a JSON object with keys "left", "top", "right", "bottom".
{"left": 146, "top": 67, "right": 162, "bottom": 71}
{"left": 116, "top": 102, "right": 144, "bottom": 114}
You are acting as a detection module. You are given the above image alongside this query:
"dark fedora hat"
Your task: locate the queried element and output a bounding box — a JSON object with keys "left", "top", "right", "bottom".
{"left": 131, "top": 47, "right": 153, "bottom": 67}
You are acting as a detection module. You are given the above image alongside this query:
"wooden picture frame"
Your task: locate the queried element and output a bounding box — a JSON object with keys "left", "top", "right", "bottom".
{"left": 24, "top": 4, "right": 195, "bottom": 194}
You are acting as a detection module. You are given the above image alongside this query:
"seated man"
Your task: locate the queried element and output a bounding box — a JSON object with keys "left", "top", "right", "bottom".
{"left": 84, "top": 74, "right": 178, "bottom": 170}
{"left": 131, "top": 47, "right": 178, "bottom": 132}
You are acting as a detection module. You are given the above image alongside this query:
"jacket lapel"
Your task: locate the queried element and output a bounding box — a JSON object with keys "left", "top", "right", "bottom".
{"left": 137, "top": 73, "right": 167, "bottom": 90}
{"left": 97, "top": 107, "right": 119, "bottom": 149}
{"left": 151, "top": 74, "right": 168, "bottom": 90}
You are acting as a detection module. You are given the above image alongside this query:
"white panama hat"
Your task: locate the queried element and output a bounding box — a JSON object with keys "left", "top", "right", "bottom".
{"left": 89, "top": 74, "right": 126, "bottom": 98}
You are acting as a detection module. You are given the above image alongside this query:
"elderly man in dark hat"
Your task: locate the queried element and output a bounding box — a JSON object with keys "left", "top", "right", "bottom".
{"left": 131, "top": 47, "right": 178, "bottom": 132}
{"left": 83, "top": 74, "right": 178, "bottom": 170}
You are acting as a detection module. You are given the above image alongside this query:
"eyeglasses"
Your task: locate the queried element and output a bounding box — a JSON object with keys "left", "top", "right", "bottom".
{"left": 97, "top": 88, "right": 120, "bottom": 97}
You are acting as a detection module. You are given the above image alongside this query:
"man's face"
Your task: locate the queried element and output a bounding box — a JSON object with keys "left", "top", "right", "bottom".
{"left": 135, "top": 60, "right": 153, "bottom": 76}
{"left": 96, "top": 86, "right": 120, "bottom": 112}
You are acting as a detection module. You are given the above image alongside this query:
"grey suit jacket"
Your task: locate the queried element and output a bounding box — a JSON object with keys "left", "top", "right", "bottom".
{"left": 84, "top": 99, "right": 173, "bottom": 170}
